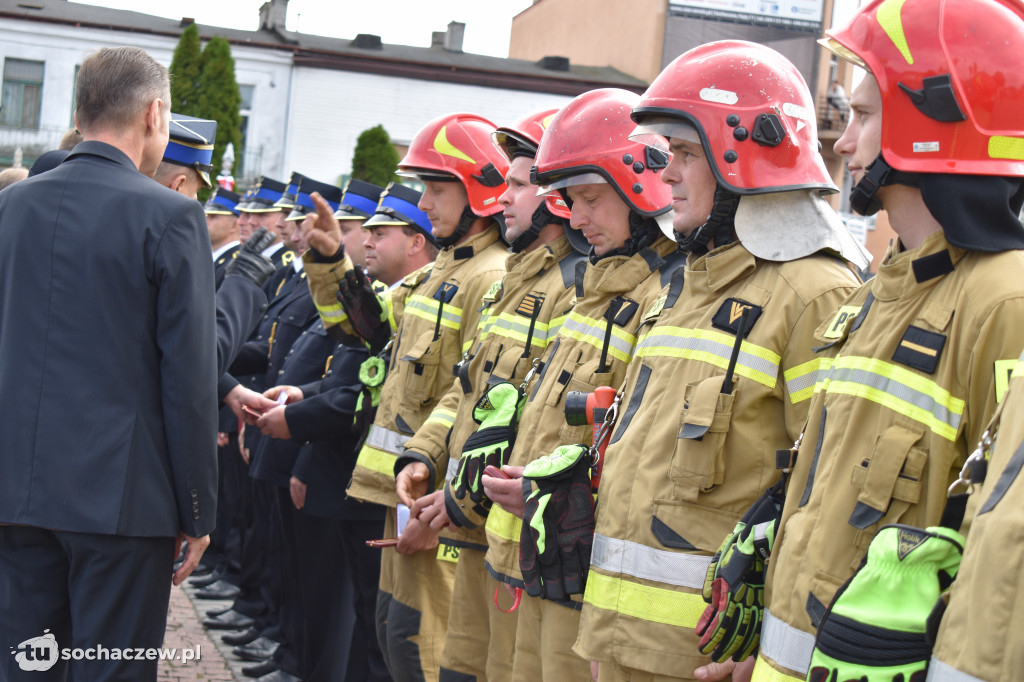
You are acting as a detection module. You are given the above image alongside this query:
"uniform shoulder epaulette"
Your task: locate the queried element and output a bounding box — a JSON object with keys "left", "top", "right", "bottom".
{"left": 558, "top": 252, "right": 588, "bottom": 290}
{"left": 402, "top": 262, "right": 434, "bottom": 288}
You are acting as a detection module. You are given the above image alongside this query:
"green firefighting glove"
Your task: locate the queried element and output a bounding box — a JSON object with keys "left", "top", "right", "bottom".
{"left": 696, "top": 482, "right": 784, "bottom": 662}
{"left": 519, "top": 444, "right": 595, "bottom": 601}
{"left": 445, "top": 382, "right": 524, "bottom": 529}
{"left": 353, "top": 355, "right": 386, "bottom": 437}
{"left": 225, "top": 227, "right": 276, "bottom": 287}
{"left": 336, "top": 267, "right": 390, "bottom": 356}
{"left": 807, "top": 524, "right": 964, "bottom": 682}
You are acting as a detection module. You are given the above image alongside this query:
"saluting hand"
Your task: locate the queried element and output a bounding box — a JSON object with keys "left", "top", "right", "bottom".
{"left": 306, "top": 192, "right": 344, "bottom": 257}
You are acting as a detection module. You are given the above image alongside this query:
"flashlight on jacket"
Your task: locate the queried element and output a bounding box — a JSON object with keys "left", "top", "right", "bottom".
{"left": 563, "top": 386, "right": 617, "bottom": 492}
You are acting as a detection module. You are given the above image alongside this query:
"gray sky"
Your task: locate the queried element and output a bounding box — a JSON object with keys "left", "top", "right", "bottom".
{"left": 71, "top": 0, "right": 534, "bottom": 58}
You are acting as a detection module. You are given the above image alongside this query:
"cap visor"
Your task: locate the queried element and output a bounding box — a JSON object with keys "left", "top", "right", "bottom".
{"left": 363, "top": 213, "right": 410, "bottom": 229}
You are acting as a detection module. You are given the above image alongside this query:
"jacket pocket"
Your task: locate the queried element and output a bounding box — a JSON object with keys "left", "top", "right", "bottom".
{"left": 669, "top": 375, "right": 736, "bottom": 501}
{"left": 400, "top": 329, "right": 442, "bottom": 404}
{"left": 847, "top": 424, "right": 927, "bottom": 560}
{"left": 651, "top": 497, "right": 737, "bottom": 553}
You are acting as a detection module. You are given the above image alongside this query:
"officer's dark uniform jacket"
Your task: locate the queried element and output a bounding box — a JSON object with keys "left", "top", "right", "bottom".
{"left": 304, "top": 228, "right": 508, "bottom": 509}
{"left": 214, "top": 241, "right": 242, "bottom": 289}
{"left": 573, "top": 242, "right": 860, "bottom": 678}
{"left": 249, "top": 318, "right": 337, "bottom": 488}
{"left": 485, "top": 236, "right": 684, "bottom": 588}
{"left": 401, "top": 234, "right": 586, "bottom": 542}
{"left": 286, "top": 343, "right": 384, "bottom": 522}
{"left": 0, "top": 141, "right": 218, "bottom": 538}
{"left": 929, "top": 353, "right": 1024, "bottom": 682}
{"left": 756, "top": 231, "right": 1024, "bottom": 682}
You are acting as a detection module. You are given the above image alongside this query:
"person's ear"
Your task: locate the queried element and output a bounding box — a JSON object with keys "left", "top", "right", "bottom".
{"left": 408, "top": 232, "right": 426, "bottom": 256}
{"left": 145, "top": 97, "right": 164, "bottom": 134}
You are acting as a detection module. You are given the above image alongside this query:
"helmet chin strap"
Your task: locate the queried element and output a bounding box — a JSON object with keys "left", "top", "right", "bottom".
{"left": 589, "top": 211, "right": 663, "bottom": 264}
{"left": 850, "top": 153, "right": 919, "bottom": 216}
{"left": 675, "top": 187, "right": 739, "bottom": 255}
{"left": 508, "top": 202, "right": 564, "bottom": 253}
{"left": 436, "top": 205, "right": 478, "bottom": 248}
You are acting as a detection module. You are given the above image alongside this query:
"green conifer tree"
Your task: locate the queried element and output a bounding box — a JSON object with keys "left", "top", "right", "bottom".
{"left": 169, "top": 23, "right": 202, "bottom": 115}
{"left": 196, "top": 36, "right": 243, "bottom": 197}
{"left": 351, "top": 125, "right": 400, "bottom": 188}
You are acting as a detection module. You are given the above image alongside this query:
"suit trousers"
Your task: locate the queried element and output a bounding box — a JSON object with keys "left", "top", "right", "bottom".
{"left": 0, "top": 525, "right": 174, "bottom": 682}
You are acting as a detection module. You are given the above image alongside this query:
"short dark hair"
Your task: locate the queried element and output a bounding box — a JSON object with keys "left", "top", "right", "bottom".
{"left": 75, "top": 47, "right": 169, "bottom": 132}
{"left": 400, "top": 224, "right": 439, "bottom": 259}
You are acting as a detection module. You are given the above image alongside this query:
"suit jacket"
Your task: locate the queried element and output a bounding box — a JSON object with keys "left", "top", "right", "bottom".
{"left": 0, "top": 141, "right": 218, "bottom": 538}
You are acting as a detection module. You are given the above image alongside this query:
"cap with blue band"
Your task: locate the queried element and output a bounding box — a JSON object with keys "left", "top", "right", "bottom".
{"left": 335, "top": 179, "right": 385, "bottom": 220}
{"left": 275, "top": 171, "right": 308, "bottom": 210}
{"left": 204, "top": 187, "right": 242, "bottom": 216}
{"left": 238, "top": 176, "right": 287, "bottom": 213}
{"left": 364, "top": 182, "right": 437, "bottom": 247}
{"left": 286, "top": 176, "right": 342, "bottom": 222}
{"left": 163, "top": 113, "right": 217, "bottom": 188}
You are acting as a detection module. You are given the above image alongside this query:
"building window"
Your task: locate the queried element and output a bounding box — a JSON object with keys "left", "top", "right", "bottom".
{"left": 1, "top": 58, "right": 44, "bottom": 129}
{"left": 237, "top": 83, "right": 254, "bottom": 176}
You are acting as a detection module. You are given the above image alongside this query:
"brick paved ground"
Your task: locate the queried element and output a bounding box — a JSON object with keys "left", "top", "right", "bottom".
{"left": 158, "top": 583, "right": 247, "bottom": 682}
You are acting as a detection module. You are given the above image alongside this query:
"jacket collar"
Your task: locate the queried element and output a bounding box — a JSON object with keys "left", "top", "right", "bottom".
{"left": 434, "top": 226, "right": 502, "bottom": 273}
{"left": 873, "top": 230, "right": 964, "bottom": 302}
{"left": 688, "top": 241, "right": 758, "bottom": 294}
{"left": 586, "top": 235, "right": 677, "bottom": 295}
{"left": 65, "top": 140, "right": 138, "bottom": 171}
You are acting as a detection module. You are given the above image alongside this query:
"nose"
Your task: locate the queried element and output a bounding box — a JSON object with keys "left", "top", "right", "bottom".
{"left": 569, "top": 204, "right": 587, "bottom": 230}
{"left": 660, "top": 155, "right": 682, "bottom": 186}
{"left": 498, "top": 184, "right": 513, "bottom": 207}
{"left": 834, "top": 123, "right": 855, "bottom": 158}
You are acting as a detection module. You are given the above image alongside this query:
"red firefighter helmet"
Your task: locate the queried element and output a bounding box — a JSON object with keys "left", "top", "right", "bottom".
{"left": 533, "top": 88, "right": 671, "bottom": 217}
{"left": 492, "top": 108, "right": 571, "bottom": 221}
{"left": 492, "top": 108, "right": 558, "bottom": 161}
{"left": 821, "top": 0, "right": 1024, "bottom": 177}
{"left": 398, "top": 112, "right": 510, "bottom": 217}
{"left": 632, "top": 40, "right": 835, "bottom": 195}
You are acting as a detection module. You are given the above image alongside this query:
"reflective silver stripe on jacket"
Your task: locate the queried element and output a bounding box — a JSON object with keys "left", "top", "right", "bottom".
{"left": 760, "top": 609, "right": 816, "bottom": 676}
{"left": 365, "top": 424, "right": 411, "bottom": 456}
{"left": 926, "top": 657, "right": 984, "bottom": 682}
{"left": 590, "top": 533, "right": 711, "bottom": 589}
{"left": 446, "top": 457, "right": 461, "bottom": 483}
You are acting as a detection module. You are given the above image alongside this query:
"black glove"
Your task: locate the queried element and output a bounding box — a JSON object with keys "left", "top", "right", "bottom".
{"left": 337, "top": 267, "right": 391, "bottom": 356}
{"left": 519, "top": 444, "right": 595, "bottom": 601}
{"left": 225, "top": 227, "right": 276, "bottom": 287}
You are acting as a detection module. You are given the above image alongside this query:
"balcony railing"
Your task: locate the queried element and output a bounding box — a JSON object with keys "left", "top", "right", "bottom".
{"left": 0, "top": 124, "right": 68, "bottom": 167}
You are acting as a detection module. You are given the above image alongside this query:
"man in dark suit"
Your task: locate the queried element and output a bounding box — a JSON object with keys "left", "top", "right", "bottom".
{"left": 0, "top": 46, "right": 217, "bottom": 682}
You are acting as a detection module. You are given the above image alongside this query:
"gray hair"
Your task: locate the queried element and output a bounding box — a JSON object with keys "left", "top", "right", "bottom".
{"left": 75, "top": 46, "right": 170, "bottom": 132}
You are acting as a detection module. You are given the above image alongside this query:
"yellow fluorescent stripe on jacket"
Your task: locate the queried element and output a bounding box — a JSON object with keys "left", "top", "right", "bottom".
{"left": 583, "top": 571, "right": 707, "bottom": 629}
{"left": 559, "top": 311, "right": 637, "bottom": 364}
{"left": 636, "top": 325, "right": 780, "bottom": 389}
{"left": 424, "top": 407, "right": 456, "bottom": 428}
{"left": 783, "top": 358, "right": 826, "bottom": 404}
{"left": 822, "top": 355, "right": 964, "bottom": 440}
{"left": 354, "top": 445, "right": 398, "bottom": 477}
{"left": 485, "top": 506, "right": 522, "bottom": 542}
{"left": 404, "top": 294, "right": 463, "bottom": 330}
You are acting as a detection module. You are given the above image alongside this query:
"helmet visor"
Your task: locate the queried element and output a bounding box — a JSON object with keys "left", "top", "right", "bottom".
{"left": 818, "top": 37, "right": 868, "bottom": 70}
{"left": 536, "top": 172, "right": 608, "bottom": 196}
{"left": 629, "top": 118, "right": 701, "bottom": 147}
